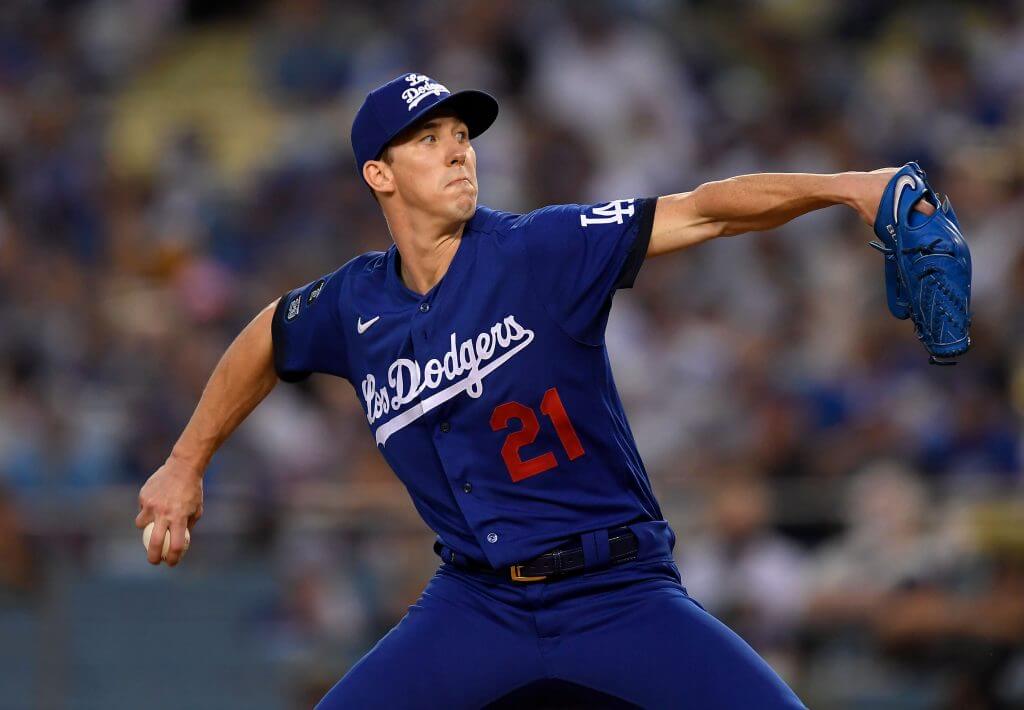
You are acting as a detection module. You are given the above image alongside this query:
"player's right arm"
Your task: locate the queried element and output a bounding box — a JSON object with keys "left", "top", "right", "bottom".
{"left": 135, "top": 299, "right": 281, "bottom": 566}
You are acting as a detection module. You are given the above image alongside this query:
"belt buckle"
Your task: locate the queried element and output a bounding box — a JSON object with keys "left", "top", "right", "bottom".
{"left": 510, "top": 564, "right": 547, "bottom": 583}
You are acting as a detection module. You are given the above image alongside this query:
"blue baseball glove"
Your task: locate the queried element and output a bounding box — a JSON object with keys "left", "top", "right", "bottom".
{"left": 869, "top": 162, "right": 972, "bottom": 365}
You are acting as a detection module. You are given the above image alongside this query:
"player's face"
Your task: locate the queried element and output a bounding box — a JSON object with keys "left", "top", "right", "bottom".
{"left": 382, "top": 111, "right": 478, "bottom": 223}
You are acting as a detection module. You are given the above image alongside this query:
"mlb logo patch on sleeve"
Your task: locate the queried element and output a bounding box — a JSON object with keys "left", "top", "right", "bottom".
{"left": 286, "top": 295, "right": 302, "bottom": 321}
{"left": 308, "top": 279, "right": 326, "bottom": 305}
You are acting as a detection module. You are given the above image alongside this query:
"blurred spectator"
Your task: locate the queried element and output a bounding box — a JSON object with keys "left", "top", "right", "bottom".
{"left": 802, "top": 460, "right": 979, "bottom": 706}
{"left": 805, "top": 460, "right": 963, "bottom": 626}
{"left": 680, "top": 474, "right": 808, "bottom": 678}
{"left": 0, "top": 485, "right": 39, "bottom": 601}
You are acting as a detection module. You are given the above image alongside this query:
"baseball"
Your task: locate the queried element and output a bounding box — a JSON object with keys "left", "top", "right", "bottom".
{"left": 142, "top": 521, "right": 190, "bottom": 560}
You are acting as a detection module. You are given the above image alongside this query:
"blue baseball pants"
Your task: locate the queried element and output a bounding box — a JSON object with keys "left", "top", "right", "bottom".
{"left": 316, "top": 524, "right": 806, "bottom": 708}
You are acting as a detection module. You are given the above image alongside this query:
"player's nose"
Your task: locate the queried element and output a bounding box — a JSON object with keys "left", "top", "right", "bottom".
{"left": 446, "top": 138, "right": 467, "bottom": 166}
{"left": 448, "top": 148, "right": 466, "bottom": 167}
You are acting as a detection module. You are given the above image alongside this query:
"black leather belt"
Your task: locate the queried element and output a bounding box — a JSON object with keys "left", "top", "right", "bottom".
{"left": 451, "top": 527, "right": 639, "bottom": 583}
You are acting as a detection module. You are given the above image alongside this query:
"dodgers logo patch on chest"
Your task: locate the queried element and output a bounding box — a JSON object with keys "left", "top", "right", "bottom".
{"left": 360, "top": 314, "right": 535, "bottom": 446}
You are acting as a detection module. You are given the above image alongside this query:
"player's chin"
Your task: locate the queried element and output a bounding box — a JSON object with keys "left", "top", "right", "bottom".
{"left": 445, "top": 191, "right": 477, "bottom": 220}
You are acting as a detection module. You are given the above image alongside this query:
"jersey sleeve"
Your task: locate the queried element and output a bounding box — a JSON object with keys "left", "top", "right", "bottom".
{"left": 515, "top": 197, "right": 657, "bottom": 345}
{"left": 271, "top": 267, "right": 350, "bottom": 382}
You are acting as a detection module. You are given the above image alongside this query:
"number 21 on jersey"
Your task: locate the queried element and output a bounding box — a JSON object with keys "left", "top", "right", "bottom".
{"left": 489, "top": 387, "right": 585, "bottom": 482}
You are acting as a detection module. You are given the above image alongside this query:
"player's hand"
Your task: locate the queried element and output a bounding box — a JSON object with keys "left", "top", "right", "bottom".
{"left": 135, "top": 459, "right": 204, "bottom": 566}
{"left": 844, "top": 168, "right": 936, "bottom": 226}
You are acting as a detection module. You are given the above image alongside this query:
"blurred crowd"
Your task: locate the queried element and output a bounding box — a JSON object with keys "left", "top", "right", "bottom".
{"left": 1, "top": 0, "right": 1023, "bottom": 707}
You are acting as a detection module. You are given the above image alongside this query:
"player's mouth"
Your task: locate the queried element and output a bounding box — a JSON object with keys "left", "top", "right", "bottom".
{"left": 446, "top": 177, "right": 473, "bottom": 189}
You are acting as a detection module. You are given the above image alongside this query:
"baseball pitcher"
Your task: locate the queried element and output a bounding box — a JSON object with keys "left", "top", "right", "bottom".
{"left": 135, "top": 73, "right": 970, "bottom": 708}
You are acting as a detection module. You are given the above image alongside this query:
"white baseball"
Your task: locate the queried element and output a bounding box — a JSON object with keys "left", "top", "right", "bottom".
{"left": 142, "top": 521, "right": 191, "bottom": 560}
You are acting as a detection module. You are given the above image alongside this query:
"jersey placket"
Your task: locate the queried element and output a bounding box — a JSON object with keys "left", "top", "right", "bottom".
{"left": 399, "top": 234, "right": 503, "bottom": 563}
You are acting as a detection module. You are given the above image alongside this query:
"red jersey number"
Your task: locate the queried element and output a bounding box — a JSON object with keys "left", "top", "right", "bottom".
{"left": 489, "top": 387, "right": 585, "bottom": 482}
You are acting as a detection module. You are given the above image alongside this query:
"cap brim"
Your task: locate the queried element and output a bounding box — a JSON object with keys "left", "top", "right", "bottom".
{"left": 435, "top": 90, "right": 499, "bottom": 139}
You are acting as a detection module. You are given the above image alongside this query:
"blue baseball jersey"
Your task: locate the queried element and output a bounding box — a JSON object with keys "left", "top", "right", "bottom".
{"left": 272, "top": 198, "right": 664, "bottom": 568}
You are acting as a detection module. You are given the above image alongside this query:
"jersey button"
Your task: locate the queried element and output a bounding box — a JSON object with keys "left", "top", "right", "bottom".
{"left": 462, "top": 482, "right": 472, "bottom": 493}
{"left": 419, "top": 302, "right": 430, "bottom": 313}
{"left": 440, "top": 421, "right": 451, "bottom": 433}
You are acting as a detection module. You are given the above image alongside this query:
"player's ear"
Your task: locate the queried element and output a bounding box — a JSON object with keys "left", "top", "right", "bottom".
{"left": 363, "top": 159, "right": 395, "bottom": 196}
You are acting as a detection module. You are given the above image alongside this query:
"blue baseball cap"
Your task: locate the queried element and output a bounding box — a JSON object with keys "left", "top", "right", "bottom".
{"left": 350, "top": 72, "right": 499, "bottom": 177}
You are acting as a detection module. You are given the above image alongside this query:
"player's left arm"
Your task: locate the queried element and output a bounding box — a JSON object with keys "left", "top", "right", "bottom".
{"left": 646, "top": 170, "right": 930, "bottom": 258}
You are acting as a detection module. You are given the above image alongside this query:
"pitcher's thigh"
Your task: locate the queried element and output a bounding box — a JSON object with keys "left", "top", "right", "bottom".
{"left": 551, "top": 586, "right": 806, "bottom": 709}
{"left": 316, "top": 591, "right": 542, "bottom": 709}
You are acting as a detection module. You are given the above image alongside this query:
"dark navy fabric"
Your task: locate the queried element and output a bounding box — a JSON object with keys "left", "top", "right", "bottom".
{"left": 581, "top": 528, "right": 611, "bottom": 570}
{"left": 313, "top": 527, "right": 806, "bottom": 709}
{"left": 272, "top": 199, "right": 660, "bottom": 569}
{"left": 272, "top": 270, "right": 350, "bottom": 382}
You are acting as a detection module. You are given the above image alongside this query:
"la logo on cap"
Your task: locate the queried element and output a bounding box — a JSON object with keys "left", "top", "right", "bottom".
{"left": 401, "top": 74, "right": 450, "bottom": 111}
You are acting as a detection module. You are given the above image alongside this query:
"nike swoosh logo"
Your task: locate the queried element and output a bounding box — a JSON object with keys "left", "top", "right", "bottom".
{"left": 893, "top": 174, "right": 917, "bottom": 225}
{"left": 357, "top": 316, "right": 381, "bottom": 334}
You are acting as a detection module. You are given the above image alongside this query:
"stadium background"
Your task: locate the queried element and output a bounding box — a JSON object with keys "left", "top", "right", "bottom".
{"left": 1, "top": 0, "right": 1022, "bottom": 707}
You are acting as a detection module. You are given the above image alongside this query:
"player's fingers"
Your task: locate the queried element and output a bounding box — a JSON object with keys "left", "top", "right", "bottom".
{"left": 146, "top": 519, "right": 170, "bottom": 565}
{"left": 912, "top": 195, "right": 936, "bottom": 216}
{"left": 164, "top": 519, "right": 190, "bottom": 567}
{"left": 186, "top": 505, "right": 203, "bottom": 531}
{"left": 134, "top": 508, "right": 150, "bottom": 529}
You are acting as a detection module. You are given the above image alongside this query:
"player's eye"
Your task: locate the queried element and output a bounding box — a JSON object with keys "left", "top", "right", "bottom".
{"left": 455, "top": 130, "right": 467, "bottom": 142}
{"left": 420, "top": 134, "right": 436, "bottom": 143}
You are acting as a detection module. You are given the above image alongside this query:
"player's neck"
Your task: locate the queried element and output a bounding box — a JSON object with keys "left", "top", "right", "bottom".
{"left": 388, "top": 217, "right": 467, "bottom": 296}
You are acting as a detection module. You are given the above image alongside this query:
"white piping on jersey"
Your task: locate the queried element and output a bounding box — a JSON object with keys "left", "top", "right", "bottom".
{"left": 361, "top": 315, "right": 535, "bottom": 447}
